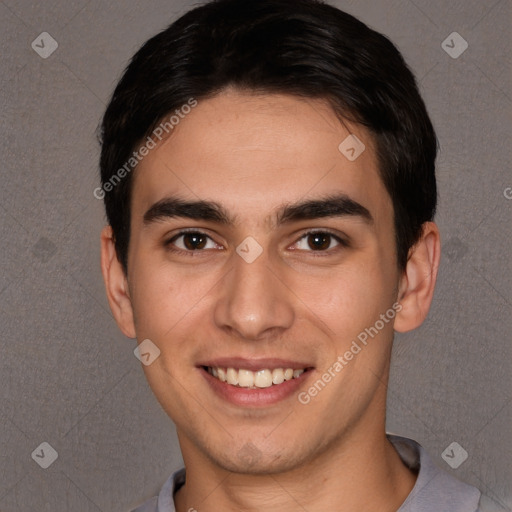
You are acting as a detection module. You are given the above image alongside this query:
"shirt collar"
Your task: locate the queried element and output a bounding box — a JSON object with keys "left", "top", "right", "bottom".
{"left": 151, "top": 435, "right": 481, "bottom": 512}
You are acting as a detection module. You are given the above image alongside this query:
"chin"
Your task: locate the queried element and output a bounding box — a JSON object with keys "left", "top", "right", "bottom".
{"left": 206, "top": 442, "right": 306, "bottom": 476}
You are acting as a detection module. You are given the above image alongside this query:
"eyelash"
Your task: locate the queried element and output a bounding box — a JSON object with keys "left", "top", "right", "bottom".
{"left": 164, "top": 228, "right": 349, "bottom": 257}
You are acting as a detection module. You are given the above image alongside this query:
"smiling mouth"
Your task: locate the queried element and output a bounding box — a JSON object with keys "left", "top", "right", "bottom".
{"left": 204, "top": 366, "right": 309, "bottom": 389}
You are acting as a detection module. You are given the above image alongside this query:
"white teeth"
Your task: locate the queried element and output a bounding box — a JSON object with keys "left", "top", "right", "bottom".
{"left": 254, "top": 369, "right": 273, "bottom": 388}
{"left": 208, "top": 366, "right": 306, "bottom": 388}
{"left": 272, "top": 368, "right": 284, "bottom": 384}
{"left": 238, "top": 369, "right": 254, "bottom": 387}
{"left": 217, "top": 367, "right": 227, "bottom": 382}
{"left": 226, "top": 367, "right": 239, "bottom": 385}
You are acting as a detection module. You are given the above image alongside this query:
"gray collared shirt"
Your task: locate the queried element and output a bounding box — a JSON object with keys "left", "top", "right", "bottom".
{"left": 131, "top": 435, "right": 504, "bottom": 511}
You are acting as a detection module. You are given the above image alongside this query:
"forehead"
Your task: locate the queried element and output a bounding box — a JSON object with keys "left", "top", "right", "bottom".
{"left": 131, "top": 90, "right": 391, "bottom": 227}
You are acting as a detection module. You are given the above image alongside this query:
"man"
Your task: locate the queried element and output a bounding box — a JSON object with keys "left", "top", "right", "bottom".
{"left": 98, "top": 0, "right": 500, "bottom": 510}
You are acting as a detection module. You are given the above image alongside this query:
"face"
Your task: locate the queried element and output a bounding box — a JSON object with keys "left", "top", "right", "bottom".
{"left": 119, "top": 90, "right": 403, "bottom": 473}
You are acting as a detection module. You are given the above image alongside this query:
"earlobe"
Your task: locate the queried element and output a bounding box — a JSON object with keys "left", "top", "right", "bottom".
{"left": 394, "top": 222, "right": 441, "bottom": 333}
{"left": 100, "top": 226, "right": 137, "bottom": 339}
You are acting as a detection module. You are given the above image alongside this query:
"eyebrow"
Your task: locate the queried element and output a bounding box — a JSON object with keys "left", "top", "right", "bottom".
{"left": 143, "top": 194, "right": 373, "bottom": 227}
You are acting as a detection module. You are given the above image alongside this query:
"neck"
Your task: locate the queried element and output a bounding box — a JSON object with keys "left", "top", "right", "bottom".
{"left": 174, "top": 426, "right": 417, "bottom": 512}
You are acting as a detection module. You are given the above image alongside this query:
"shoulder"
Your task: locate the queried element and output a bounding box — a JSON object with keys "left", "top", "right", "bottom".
{"left": 389, "top": 435, "right": 482, "bottom": 512}
{"left": 129, "top": 468, "right": 186, "bottom": 512}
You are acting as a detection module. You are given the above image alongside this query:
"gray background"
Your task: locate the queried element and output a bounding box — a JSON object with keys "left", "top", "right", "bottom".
{"left": 0, "top": 0, "right": 510, "bottom": 510}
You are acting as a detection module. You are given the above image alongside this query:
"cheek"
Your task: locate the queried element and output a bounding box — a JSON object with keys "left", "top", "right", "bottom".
{"left": 127, "top": 252, "right": 220, "bottom": 340}
{"left": 290, "top": 258, "right": 392, "bottom": 340}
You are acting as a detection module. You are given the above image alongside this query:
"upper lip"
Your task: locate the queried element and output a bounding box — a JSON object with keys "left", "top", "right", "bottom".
{"left": 198, "top": 357, "right": 313, "bottom": 371}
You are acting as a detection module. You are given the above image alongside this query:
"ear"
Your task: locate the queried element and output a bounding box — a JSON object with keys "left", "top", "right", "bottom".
{"left": 394, "top": 222, "right": 441, "bottom": 333}
{"left": 100, "top": 226, "right": 136, "bottom": 338}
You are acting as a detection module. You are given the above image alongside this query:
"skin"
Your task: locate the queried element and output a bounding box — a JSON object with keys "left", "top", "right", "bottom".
{"left": 101, "top": 89, "right": 440, "bottom": 511}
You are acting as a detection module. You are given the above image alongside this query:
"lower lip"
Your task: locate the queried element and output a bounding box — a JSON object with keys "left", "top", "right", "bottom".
{"left": 200, "top": 367, "right": 313, "bottom": 407}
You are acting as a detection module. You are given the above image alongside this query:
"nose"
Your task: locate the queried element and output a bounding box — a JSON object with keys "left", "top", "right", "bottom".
{"left": 213, "top": 246, "right": 295, "bottom": 341}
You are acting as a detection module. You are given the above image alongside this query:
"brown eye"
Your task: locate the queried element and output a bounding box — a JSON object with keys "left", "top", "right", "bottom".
{"left": 307, "top": 232, "right": 332, "bottom": 250}
{"left": 292, "top": 231, "right": 347, "bottom": 253}
{"left": 168, "top": 231, "right": 219, "bottom": 251}
{"left": 182, "top": 232, "right": 208, "bottom": 250}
